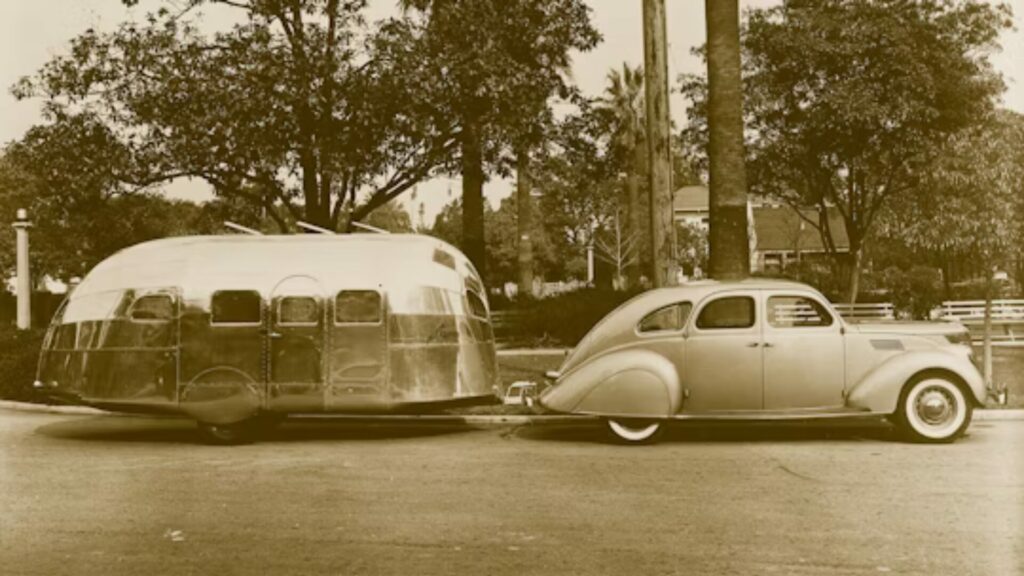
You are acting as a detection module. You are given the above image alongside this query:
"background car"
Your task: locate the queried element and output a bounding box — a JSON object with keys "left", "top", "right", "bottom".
{"left": 539, "top": 279, "right": 990, "bottom": 444}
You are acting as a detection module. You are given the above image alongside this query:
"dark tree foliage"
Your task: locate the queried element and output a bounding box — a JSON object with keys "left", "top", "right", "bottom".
{"left": 399, "top": 0, "right": 600, "bottom": 275}
{"left": 681, "top": 0, "right": 1012, "bottom": 301}
{"left": 14, "top": 0, "right": 462, "bottom": 232}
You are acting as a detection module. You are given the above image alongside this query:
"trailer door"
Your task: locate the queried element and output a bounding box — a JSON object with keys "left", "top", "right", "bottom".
{"left": 268, "top": 276, "right": 325, "bottom": 412}
{"left": 327, "top": 289, "right": 387, "bottom": 408}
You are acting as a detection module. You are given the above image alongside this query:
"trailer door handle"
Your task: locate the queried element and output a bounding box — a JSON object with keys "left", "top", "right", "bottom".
{"left": 269, "top": 331, "right": 283, "bottom": 339}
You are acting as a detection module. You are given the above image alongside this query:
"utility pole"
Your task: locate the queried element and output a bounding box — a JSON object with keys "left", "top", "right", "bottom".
{"left": 642, "top": 0, "right": 675, "bottom": 288}
{"left": 706, "top": 0, "right": 751, "bottom": 279}
{"left": 13, "top": 209, "right": 32, "bottom": 330}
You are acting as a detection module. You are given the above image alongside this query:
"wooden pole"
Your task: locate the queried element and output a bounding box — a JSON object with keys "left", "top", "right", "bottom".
{"left": 642, "top": 0, "right": 675, "bottom": 287}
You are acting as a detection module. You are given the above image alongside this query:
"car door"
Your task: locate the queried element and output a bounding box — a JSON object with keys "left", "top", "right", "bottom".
{"left": 683, "top": 292, "right": 763, "bottom": 411}
{"left": 761, "top": 291, "right": 846, "bottom": 409}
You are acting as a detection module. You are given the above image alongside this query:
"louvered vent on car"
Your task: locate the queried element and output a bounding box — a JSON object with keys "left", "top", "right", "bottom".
{"left": 870, "top": 339, "right": 904, "bottom": 351}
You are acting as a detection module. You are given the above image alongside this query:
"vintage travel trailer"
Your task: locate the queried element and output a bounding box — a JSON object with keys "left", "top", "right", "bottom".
{"left": 34, "top": 233, "right": 501, "bottom": 442}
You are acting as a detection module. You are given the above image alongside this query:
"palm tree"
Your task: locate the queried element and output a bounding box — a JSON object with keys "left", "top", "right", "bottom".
{"left": 705, "top": 0, "right": 750, "bottom": 279}
{"left": 601, "top": 63, "right": 646, "bottom": 288}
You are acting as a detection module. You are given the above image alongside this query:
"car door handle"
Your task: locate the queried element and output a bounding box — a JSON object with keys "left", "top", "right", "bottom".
{"left": 763, "top": 342, "right": 775, "bottom": 348}
{"left": 746, "top": 342, "right": 760, "bottom": 348}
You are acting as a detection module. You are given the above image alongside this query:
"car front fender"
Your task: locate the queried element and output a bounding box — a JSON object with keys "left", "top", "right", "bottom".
{"left": 539, "top": 349, "right": 681, "bottom": 418}
{"left": 846, "top": 349, "right": 985, "bottom": 413}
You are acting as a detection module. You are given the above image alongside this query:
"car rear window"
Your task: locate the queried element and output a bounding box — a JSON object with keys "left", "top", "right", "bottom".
{"left": 638, "top": 302, "right": 692, "bottom": 333}
{"left": 696, "top": 296, "right": 755, "bottom": 330}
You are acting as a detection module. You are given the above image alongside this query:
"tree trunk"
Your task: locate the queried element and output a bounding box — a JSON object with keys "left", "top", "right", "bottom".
{"left": 461, "top": 115, "right": 486, "bottom": 279}
{"left": 626, "top": 143, "right": 643, "bottom": 288}
{"left": 516, "top": 150, "right": 534, "bottom": 298}
{"left": 847, "top": 248, "right": 863, "bottom": 304}
{"left": 705, "top": 0, "right": 750, "bottom": 280}
{"left": 642, "top": 0, "right": 675, "bottom": 287}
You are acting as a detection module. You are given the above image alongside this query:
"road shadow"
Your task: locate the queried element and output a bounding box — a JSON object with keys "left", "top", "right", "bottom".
{"left": 35, "top": 415, "right": 485, "bottom": 445}
{"left": 514, "top": 418, "right": 901, "bottom": 445}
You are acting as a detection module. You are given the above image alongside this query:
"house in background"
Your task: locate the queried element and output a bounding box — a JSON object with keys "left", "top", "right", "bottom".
{"left": 672, "top": 185, "right": 849, "bottom": 274}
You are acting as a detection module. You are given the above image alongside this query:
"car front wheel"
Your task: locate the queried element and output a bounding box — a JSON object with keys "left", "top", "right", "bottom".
{"left": 894, "top": 375, "right": 973, "bottom": 443}
{"left": 605, "top": 418, "right": 664, "bottom": 444}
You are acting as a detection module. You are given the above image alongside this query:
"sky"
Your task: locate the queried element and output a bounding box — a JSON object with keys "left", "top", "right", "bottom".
{"left": 1, "top": 0, "right": 1022, "bottom": 227}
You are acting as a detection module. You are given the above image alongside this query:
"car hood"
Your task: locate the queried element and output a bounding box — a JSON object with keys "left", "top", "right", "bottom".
{"left": 848, "top": 320, "right": 965, "bottom": 336}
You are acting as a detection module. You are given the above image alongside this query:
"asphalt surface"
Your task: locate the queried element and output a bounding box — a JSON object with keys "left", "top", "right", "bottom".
{"left": 1, "top": 410, "right": 1021, "bottom": 576}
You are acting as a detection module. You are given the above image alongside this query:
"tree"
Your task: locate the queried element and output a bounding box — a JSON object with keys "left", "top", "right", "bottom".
{"left": 15, "top": 0, "right": 461, "bottom": 232}
{"left": 887, "top": 110, "right": 1024, "bottom": 392}
{"left": 681, "top": 0, "right": 1011, "bottom": 300}
{"left": 399, "top": 0, "right": 600, "bottom": 277}
{"left": 704, "top": 0, "right": 750, "bottom": 280}
{"left": 600, "top": 63, "right": 646, "bottom": 287}
{"left": 0, "top": 114, "right": 229, "bottom": 281}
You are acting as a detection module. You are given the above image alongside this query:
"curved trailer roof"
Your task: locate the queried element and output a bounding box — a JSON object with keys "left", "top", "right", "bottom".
{"left": 72, "top": 234, "right": 479, "bottom": 298}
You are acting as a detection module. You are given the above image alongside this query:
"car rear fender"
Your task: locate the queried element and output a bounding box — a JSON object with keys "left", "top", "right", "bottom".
{"left": 846, "top": 349, "right": 985, "bottom": 413}
{"left": 539, "top": 349, "right": 681, "bottom": 417}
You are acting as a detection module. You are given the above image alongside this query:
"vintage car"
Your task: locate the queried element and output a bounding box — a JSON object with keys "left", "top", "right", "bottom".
{"left": 34, "top": 233, "right": 501, "bottom": 443}
{"left": 539, "top": 279, "right": 993, "bottom": 444}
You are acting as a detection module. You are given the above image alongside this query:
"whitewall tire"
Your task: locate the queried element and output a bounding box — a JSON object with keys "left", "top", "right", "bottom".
{"left": 605, "top": 418, "right": 664, "bottom": 444}
{"left": 895, "top": 375, "right": 972, "bottom": 443}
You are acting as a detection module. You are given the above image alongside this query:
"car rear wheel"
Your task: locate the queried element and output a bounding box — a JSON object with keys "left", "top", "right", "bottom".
{"left": 605, "top": 418, "right": 664, "bottom": 444}
{"left": 894, "top": 375, "right": 972, "bottom": 443}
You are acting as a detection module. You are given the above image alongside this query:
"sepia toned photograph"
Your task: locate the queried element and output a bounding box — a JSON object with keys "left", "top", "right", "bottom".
{"left": 1, "top": 1, "right": 1022, "bottom": 574}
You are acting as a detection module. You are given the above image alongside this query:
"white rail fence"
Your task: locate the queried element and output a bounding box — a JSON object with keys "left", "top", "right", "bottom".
{"left": 938, "top": 300, "right": 1024, "bottom": 344}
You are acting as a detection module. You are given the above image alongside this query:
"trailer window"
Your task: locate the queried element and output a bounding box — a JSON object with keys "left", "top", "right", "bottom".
{"left": 466, "top": 291, "right": 488, "bottom": 320}
{"left": 211, "top": 290, "right": 262, "bottom": 325}
{"left": 279, "top": 296, "right": 319, "bottom": 326}
{"left": 335, "top": 291, "right": 381, "bottom": 324}
{"left": 130, "top": 294, "right": 174, "bottom": 322}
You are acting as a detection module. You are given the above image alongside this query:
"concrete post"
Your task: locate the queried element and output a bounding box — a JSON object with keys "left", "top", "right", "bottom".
{"left": 13, "top": 208, "right": 32, "bottom": 330}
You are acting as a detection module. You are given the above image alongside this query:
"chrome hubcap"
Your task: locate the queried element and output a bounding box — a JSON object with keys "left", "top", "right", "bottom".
{"left": 915, "top": 387, "right": 955, "bottom": 426}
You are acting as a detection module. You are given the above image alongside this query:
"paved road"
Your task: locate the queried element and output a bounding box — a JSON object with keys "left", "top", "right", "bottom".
{"left": 1, "top": 410, "right": 1021, "bottom": 576}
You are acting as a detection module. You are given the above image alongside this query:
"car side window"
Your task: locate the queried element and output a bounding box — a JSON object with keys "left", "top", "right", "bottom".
{"left": 696, "top": 296, "right": 755, "bottom": 330}
{"left": 768, "top": 295, "right": 833, "bottom": 328}
{"left": 211, "top": 290, "right": 262, "bottom": 325}
{"left": 638, "top": 302, "right": 692, "bottom": 333}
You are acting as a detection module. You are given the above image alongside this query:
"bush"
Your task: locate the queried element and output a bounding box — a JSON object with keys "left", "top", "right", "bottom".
{"left": 0, "top": 326, "right": 47, "bottom": 402}
{"left": 877, "top": 265, "right": 943, "bottom": 319}
{"left": 501, "top": 288, "right": 638, "bottom": 347}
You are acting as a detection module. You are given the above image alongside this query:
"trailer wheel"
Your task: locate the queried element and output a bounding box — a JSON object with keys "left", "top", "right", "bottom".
{"left": 197, "top": 412, "right": 286, "bottom": 445}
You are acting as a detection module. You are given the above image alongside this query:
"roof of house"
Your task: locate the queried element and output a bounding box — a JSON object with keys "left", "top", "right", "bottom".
{"left": 753, "top": 205, "right": 849, "bottom": 253}
{"left": 673, "top": 185, "right": 709, "bottom": 212}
